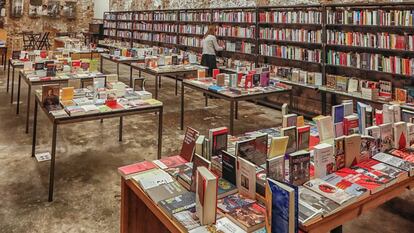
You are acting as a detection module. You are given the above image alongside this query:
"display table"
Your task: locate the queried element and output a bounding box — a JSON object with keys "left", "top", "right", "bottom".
{"left": 181, "top": 79, "right": 292, "bottom": 135}
{"left": 0, "top": 45, "right": 7, "bottom": 70}
{"left": 120, "top": 174, "right": 414, "bottom": 233}
{"left": 7, "top": 59, "right": 24, "bottom": 101}
{"left": 100, "top": 54, "right": 145, "bottom": 85}
{"left": 131, "top": 64, "right": 207, "bottom": 99}
{"left": 32, "top": 94, "right": 164, "bottom": 202}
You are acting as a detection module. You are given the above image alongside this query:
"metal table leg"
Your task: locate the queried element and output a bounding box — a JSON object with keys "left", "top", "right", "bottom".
{"left": 7, "top": 60, "right": 10, "bottom": 93}
{"left": 100, "top": 56, "right": 103, "bottom": 73}
{"left": 175, "top": 79, "right": 178, "bottom": 96}
{"left": 117, "top": 63, "right": 120, "bottom": 77}
{"left": 230, "top": 101, "right": 235, "bottom": 135}
{"left": 48, "top": 123, "right": 58, "bottom": 202}
{"left": 205, "top": 95, "right": 208, "bottom": 107}
{"left": 31, "top": 100, "right": 38, "bottom": 157}
{"left": 10, "top": 67, "right": 15, "bottom": 104}
{"left": 159, "top": 76, "right": 162, "bottom": 88}
{"left": 16, "top": 72, "right": 21, "bottom": 115}
{"left": 155, "top": 75, "right": 159, "bottom": 99}
{"left": 180, "top": 82, "right": 184, "bottom": 130}
{"left": 129, "top": 65, "right": 133, "bottom": 87}
{"left": 119, "top": 116, "right": 123, "bottom": 142}
{"left": 25, "top": 84, "right": 32, "bottom": 133}
{"left": 158, "top": 107, "right": 163, "bottom": 159}
{"left": 235, "top": 101, "right": 238, "bottom": 120}
{"left": 321, "top": 92, "right": 327, "bottom": 115}
{"left": 331, "top": 225, "right": 342, "bottom": 233}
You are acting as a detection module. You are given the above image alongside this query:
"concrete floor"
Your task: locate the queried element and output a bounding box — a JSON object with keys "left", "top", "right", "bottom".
{"left": 0, "top": 62, "right": 413, "bottom": 233}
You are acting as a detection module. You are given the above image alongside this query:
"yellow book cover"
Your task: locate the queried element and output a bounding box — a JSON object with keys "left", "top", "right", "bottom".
{"left": 61, "top": 87, "right": 74, "bottom": 101}
{"left": 144, "top": 99, "right": 162, "bottom": 106}
{"left": 296, "top": 116, "right": 305, "bottom": 127}
{"left": 268, "top": 136, "right": 289, "bottom": 159}
{"left": 197, "top": 69, "right": 206, "bottom": 79}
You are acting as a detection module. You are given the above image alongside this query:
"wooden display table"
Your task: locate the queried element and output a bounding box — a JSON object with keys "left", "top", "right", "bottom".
{"left": 120, "top": 176, "right": 413, "bottom": 233}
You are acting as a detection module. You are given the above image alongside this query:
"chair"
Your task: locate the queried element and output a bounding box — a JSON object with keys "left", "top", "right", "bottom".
{"left": 37, "top": 32, "right": 51, "bottom": 50}
{"left": 133, "top": 77, "right": 146, "bottom": 91}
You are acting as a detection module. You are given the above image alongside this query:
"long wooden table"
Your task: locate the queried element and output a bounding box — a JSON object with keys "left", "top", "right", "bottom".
{"left": 32, "top": 94, "right": 164, "bottom": 202}
{"left": 120, "top": 175, "right": 414, "bottom": 233}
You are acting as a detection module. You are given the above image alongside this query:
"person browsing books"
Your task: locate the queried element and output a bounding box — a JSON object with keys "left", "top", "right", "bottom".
{"left": 201, "top": 25, "right": 224, "bottom": 77}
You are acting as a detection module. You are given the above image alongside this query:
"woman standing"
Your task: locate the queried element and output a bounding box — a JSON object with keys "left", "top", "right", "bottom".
{"left": 201, "top": 25, "right": 224, "bottom": 77}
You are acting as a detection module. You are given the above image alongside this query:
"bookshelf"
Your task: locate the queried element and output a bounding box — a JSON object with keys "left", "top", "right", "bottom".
{"left": 102, "top": 3, "right": 414, "bottom": 115}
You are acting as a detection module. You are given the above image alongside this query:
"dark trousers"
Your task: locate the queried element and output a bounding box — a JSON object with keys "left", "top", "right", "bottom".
{"left": 201, "top": 54, "right": 217, "bottom": 77}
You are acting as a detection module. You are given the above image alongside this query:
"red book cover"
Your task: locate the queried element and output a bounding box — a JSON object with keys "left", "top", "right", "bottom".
{"left": 155, "top": 155, "right": 188, "bottom": 169}
{"left": 237, "top": 73, "right": 243, "bottom": 85}
{"left": 40, "top": 50, "right": 47, "bottom": 59}
{"left": 395, "top": 36, "right": 405, "bottom": 50}
{"left": 72, "top": 60, "right": 81, "bottom": 68}
{"left": 352, "top": 159, "right": 405, "bottom": 185}
{"left": 180, "top": 127, "right": 200, "bottom": 162}
{"left": 388, "top": 149, "right": 414, "bottom": 163}
{"left": 213, "top": 69, "right": 220, "bottom": 79}
{"left": 106, "top": 101, "right": 123, "bottom": 110}
{"left": 375, "top": 111, "right": 383, "bottom": 125}
{"left": 343, "top": 118, "right": 359, "bottom": 136}
{"left": 335, "top": 168, "right": 383, "bottom": 194}
{"left": 117, "top": 161, "right": 156, "bottom": 178}
{"left": 245, "top": 74, "right": 253, "bottom": 89}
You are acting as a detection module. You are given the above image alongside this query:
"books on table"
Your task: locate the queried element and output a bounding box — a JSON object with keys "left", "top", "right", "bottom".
{"left": 288, "top": 150, "right": 310, "bottom": 186}
{"left": 372, "top": 152, "right": 413, "bottom": 176}
{"left": 313, "top": 143, "right": 335, "bottom": 178}
{"left": 217, "top": 194, "right": 256, "bottom": 213}
{"left": 227, "top": 203, "right": 266, "bottom": 233}
{"left": 132, "top": 169, "right": 174, "bottom": 190}
{"left": 146, "top": 181, "right": 188, "bottom": 203}
{"left": 118, "top": 160, "right": 156, "bottom": 179}
{"left": 298, "top": 186, "right": 339, "bottom": 219}
{"left": 237, "top": 157, "right": 257, "bottom": 199}
{"left": 196, "top": 166, "right": 218, "bottom": 225}
{"left": 344, "top": 134, "right": 361, "bottom": 168}
{"left": 158, "top": 192, "right": 196, "bottom": 217}
{"left": 303, "top": 178, "right": 356, "bottom": 206}
{"left": 153, "top": 155, "right": 188, "bottom": 169}
{"left": 180, "top": 127, "right": 200, "bottom": 162}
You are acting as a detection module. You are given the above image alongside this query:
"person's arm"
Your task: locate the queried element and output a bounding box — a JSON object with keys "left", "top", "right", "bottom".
{"left": 212, "top": 36, "right": 224, "bottom": 51}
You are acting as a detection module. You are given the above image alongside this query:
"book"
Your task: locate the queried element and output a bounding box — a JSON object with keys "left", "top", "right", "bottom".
{"left": 345, "top": 134, "right": 361, "bottom": 168}
{"left": 222, "top": 151, "right": 237, "bottom": 186}
{"left": 353, "top": 159, "right": 408, "bottom": 185}
{"left": 196, "top": 166, "right": 218, "bottom": 225}
{"left": 214, "top": 217, "right": 247, "bottom": 233}
{"left": 372, "top": 152, "right": 413, "bottom": 176}
{"left": 237, "top": 157, "right": 257, "bottom": 199}
{"left": 303, "top": 178, "right": 356, "bottom": 205}
{"left": 189, "top": 154, "right": 211, "bottom": 192}
{"left": 298, "top": 186, "right": 339, "bottom": 218}
{"left": 173, "top": 208, "right": 201, "bottom": 231}
{"left": 209, "top": 127, "right": 228, "bottom": 158}
{"left": 343, "top": 115, "right": 359, "bottom": 135}
{"left": 268, "top": 136, "right": 289, "bottom": 158}
{"left": 298, "top": 201, "right": 322, "bottom": 225}
{"left": 334, "top": 137, "right": 346, "bottom": 170}
{"left": 313, "top": 143, "right": 335, "bottom": 178}
{"left": 195, "top": 135, "right": 205, "bottom": 158}
{"left": 297, "top": 116, "right": 305, "bottom": 127}
{"left": 342, "top": 101, "right": 353, "bottom": 117}
{"left": 357, "top": 102, "right": 372, "bottom": 134}
{"left": 228, "top": 203, "right": 266, "bottom": 233}
{"left": 117, "top": 160, "right": 156, "bottom": 179}
{"left": 365, "top": 126, "right": 381, "bottom": 154}
{"left": 158, "top": 192, "right": 196, "bottom": 217}
{"left": 334, "top": 122, "right": 344, "bottom": 137}
{"left": 265, "top": 179, "right": 298, "bottom": 233}
{"left": 315, "top": 116, "right": 334, "bottom": 142}
{"left": 297, "top": 126, "right": 310, "bottom": 151}
{"left": 332, "top": 104, "right": 344, "bottom": 124}
{"left": 322, "top": 173, "right": 369, "bottom": 200}
{"left": 180, "top": 127, "right": 200, "bottom": 162}
{"left": 217, "top": 194, "right": 256, "bottom": 213}
{"left": 217, "top": 178, "right": 238, "bottom": 199}
{"left": 282, "top": 114, "right": 297, "bottom": 128}
{"left": 407, "top": 123, "right": 414, "bottom": 147}
{"left": 380, "top": 123, "right": 394, "bottom": 152}
{"left": 266, "top": 155, "right": 285, "bottom": 182}
{"left": 42, "top": 84, "right": 60, "bottom": 111}
{"left": 146, "top": 181, "right": 187, "bottom": 203}
{"left": 335, "top": 168, "right": 384, "bottom": 194}
{"left": 236, "top": 134, "right": 268, "bottom": 166}
{"left": 394, "top": 122, "right": 408, "bottom": 150}
{"left": 360, "top": 136, "right": 377, "bottom": 162}
{"left": 153, "top": 155, "right": 188, "bottom": 169}
{"left": 282, "top": 103, "right": 288, "bottom": 116}
{"left": 281, "top": 126, "right": 297, "bottom": 154}
{"left": 61, "top": 87, "right": 74, "bottom": 101}
{"left": 132, "top": 169, "right": 174, "bottom": 190}
{"left": 288, "top": 150, "right": 310, "bottom": 186}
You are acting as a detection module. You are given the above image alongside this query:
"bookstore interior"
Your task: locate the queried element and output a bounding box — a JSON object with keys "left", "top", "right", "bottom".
{"left": 1, "top": 1, "right": 414, "bottom": 233}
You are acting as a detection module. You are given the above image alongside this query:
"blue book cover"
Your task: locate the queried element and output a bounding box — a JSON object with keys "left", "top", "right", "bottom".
{"left": 267, "top": 179, "right": 298, "bottom": 233}
{"left": 357, "top": 102, "right": 368, "bottom": 134}
{"left": 332, "top": 105, "right": 344, "bottom": 124}
{"left": 208, "top": 85, "right": 225, "bottom": 92}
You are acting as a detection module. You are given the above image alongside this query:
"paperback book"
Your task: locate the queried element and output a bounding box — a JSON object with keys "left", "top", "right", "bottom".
{"left": 303, "top": 178, "right": 356, "bottom": 206}
{"left": 288, "top": 150, "right": 310, "bottom": 186}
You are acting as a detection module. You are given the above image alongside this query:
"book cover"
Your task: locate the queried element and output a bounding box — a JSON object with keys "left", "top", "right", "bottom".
{"left": 42, "top": 84, "right": 60, "bottom": 111}
{"left": 298, "top": 201, "right": 322, "bottom": 225}
{"left": 173, "top": 208, "right": 200, "bottom": 231}
{"left": 297, "top": 126, "right": 310, "bottom": 151}
{"left": 180, "top": 127, "right": 200, "bottom": 162}
{"left": 335, "top": 168, "right": 384, "bottom": 194}
{"left": 334, "top": 137, "right": 346, "bottom": 170}
{"left": 322, "top": 173, "right": 369, "bottom": 200}
{"left": 117, "top": 160, "right": 156, "bottom": 179}
{"left": 215, "top": 217, "right": 247, "bottom": 233}
{"left": 372, "top": 152, "right": 413, "bottom": 176}
{"left": 342, "top": 101, "right": 353, "bottom": 117}
{"left": 380, "top": 123, "right": 394, "bottom": 152}
{"left": 298, "top": 186, "right": 339, "bottom": 217}
{"left": 196, "top": 166, "right": 218, "bottom": 225}
{"left": 266, "top": 155, "right": 285, "bottom": 182}
{"left": 222, "top": 151, "right": 237, "bottom": 186}
{"left": 209, "top": 127, "right": 228, "bottom": 158}
{"left": 332, "top": 104, "right": 345, "bottom": 124}
{"left": 365, "top": 126, "right": 381, "bottom": 154}
{"left": 343, "top": 115, "right": 359, "bottom": 135}
{"left": 217, "top": 194, "right": 256, "bottom": 213}
{"left": 146, "top": 181, "right": 187, "bottom": 203}
{"left": 237, "top": 157, "right": 256, "bottom": 199}
{"left": 165, "top": 162, "right": 193, "bottom": 179}
{"left": 303, "top": 178, "right": 355, "bottom": 205}
{"left": 353, "top": 159, "right": 407, "bottom": 185}
{"left": 315, "top": 116, "right": 334, "bottom": 142}
{"left": 159, "top": 192, "right": 196, "bottom": 217}
{"left": 227, "top": 203, "right": 266, "bottom": 233}
{"left": 265, "top": 179, "right": 298, "bottom": 233}
{"left": 268, "top": 136, "right": 289, "bottom": 159}
{"left": 281, "top": 126, "right": 297, "bottom": 154}
{"left": 360, "top": 136, "right": 377, "bottom": 162}
{"left": 153, "top": 155, "right": 188, "bottom": 169}
{"left": 236, "top": 134, "right": 268, "bottom": 167}
{"left": 283, "top": 114, "right": 297, "bottom": 128}
{"left": 288, "top": 150, "right": 310, "bottom": 186}
{"left": 388, "top": 149, "right": 414, "bottom": 164}
{"left": 345, "top": 134, "right": 361, "bottom": 168}
{"left": 394, "top": 122, "right": 408, "bottom": 150}
{"left": 217, "top": 178, "right": 238, "bottom": 199}
{"left": 313, "top": 143, "right": 335, "bottom": 178}
{"left": 61, "top": 87, "right": 74, "bottom": 101}
{"left": 407, "top": 123, "right": 414, "bottom": 147}
{"left": 132, "top": 169, "right": 174, "bottom": 190}
{"left": 190, "top": 154, "right": 211, "bottom": 192}
{"left": 334, "top": 122, "right": 344, "bottom": 137}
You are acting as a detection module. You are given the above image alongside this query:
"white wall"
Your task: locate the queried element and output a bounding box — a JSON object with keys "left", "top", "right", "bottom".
{"left": 94, "top": 0, "right": 110, "bottom": 19}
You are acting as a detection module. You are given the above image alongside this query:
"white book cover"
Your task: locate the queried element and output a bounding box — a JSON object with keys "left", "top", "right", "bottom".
{"left": 132, "top": 169, "right": 174, "bottom": 190}
{"left": 380, "top": 123, "right": 394, "bottom": 152}
{"left": 407, "top": 123, "right": 414, "bottom": 147}
{"left": 373, "top": 152, "right": 413, "bottom": 176}
{"left": 303, "top": 178, "right": 356, "bottom": 205}
{"left": 215, "top": 217, "right": 247, "bottom": 233}
{"left": 392, "top": 105, "right": 401, "bottom": 123}
{"left": 316, "top": 116, "right": 334, "bottom": 142}
{"left": 393, "top": 122, "right": 408, "bottom": 150}
{"left": 342, "top": 101, "right": 353, "bottom": 117}
{"left": 313, "top": 143, "right": 335, "bottom": 178}
{"left": 35, "top": 152, "right": 51, "bottom": 162}
{"left": 382, "top": 104, "right": 392, "bottom": 124}
{"left": 237, "top": 157, "right": 256, "bottom": 199}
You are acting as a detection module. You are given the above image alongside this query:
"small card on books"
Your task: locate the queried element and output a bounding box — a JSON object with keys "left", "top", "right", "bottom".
{"left": 35, "top": 152, "right": 51, "bottom": 162}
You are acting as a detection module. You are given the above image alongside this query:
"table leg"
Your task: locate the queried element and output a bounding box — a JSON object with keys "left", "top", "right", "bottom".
{"left": 321, "top": 92, "right": 327, "bottom": 115}
{"left": 235, "top": 101, "right": 239, "bottom": 120}
{"left": 180, "top": 82, "right": 184, "bottom": 130}
{"left": 7, "top": 61, "right": 10, "bottom": 93}
{"left": 119, "top": 116, "right": 123, "bottom": 142}
{"left": 117, "top": 63, "right": 120, "bottom": 77}
{"left": 155, "top": 75, "right": 159, "bottom": 100}
{"left": 159, "top": 76, "right": 162, "bottom": 89}
{"left": 16, "top": 72, "right": 22, "bottom": 115}
{"left": 205, "top": 94, "right": 208, "bottom": 107}
{"left": 25, "top": 84, "right": 32, "bottom": 134}
{"left": 158, "top": 107, "right": 163, "bottom": 159}
{"left": 331, "top": 94, "right": 337, "bottom": 109}
{"left": 48, "top": 123, "right": 58, "bottom": 202}
{"left": 100, "top": 56, "right": 103, "bottom": 73}
{"left": 230, "top": 101, "right": 235, "bottom": 135}
{"left": 10, "top": 67, "right": 15, "bottom": 104}
{"left": 331, "top": 225, "right": 342, "bottom": 233}
{"left": 31, "top": 101, "right": 38, "bottom": 157}
{"left": 175, "top": 79, "right": 178, "bottom": 96}
{"left": 129, "top": 65, "right": 133, "bottom": 87}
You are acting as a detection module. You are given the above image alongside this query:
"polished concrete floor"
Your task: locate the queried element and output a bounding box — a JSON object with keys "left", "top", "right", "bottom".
{"left": 0, "top": 62, "right": 413, "bottom": 233}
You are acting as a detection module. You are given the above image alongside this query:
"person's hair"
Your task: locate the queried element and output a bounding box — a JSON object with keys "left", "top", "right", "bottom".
{"left": 204, "top": 25, "right": 216, "bottom": 38}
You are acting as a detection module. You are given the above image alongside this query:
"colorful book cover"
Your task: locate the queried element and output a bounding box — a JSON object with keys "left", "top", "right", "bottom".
{"left": 288, "top": 150, "right": 310, "bottom": 186}
{"left": 372, "top": 152, "right": 413, "bottom": 176}
{"left": 335, "top": 168, "right": 384, "bottom": 194}
{"left": 282, "top": 126, "right": 297, "bottom": 154}
{"left": 268, "top": 136, "right": 289, "bottom": 158}
{"left": 297, "top": 126, "right": 310, "bottom": 151}
{"left": 266, "top": 155, "right": 285, "bottom": 182}
{"left": 393, "top": 122, "right": 408, "bottom": 150}
{"left": 227, "top": 203, "right": 266, "bottom": 232}
{"left": 360, "top": 136, "right": 377, "bottom": 162}
{"left": 380, "top": 123, "right": 394, "bottom": 152}
{"left": 298, "top": 186, "right": 339, "bottom": 217}
{"left": 352, "top": 159, "right": 406, "bottom": 185}
{"left": 332, "top": 104, "right": 345, "bottom": 124}
{"left": 345, "top": 134, "right": 361, "bottom": 168}
{"left": 334, "top": 137, "right": 346, "bottom": 170}
{"left": 217, "top": 194, "right": 256, "bottom": 213}
{"left": 153, "top": 155, "right": 188, "bottom": 169}
{"left": 303, "top": 178, "right": 355, "bottom": 205}
{"left": 42, "top": 84, "right": 60, "bottom": 111}
{"left": 322, "top": 173, "right": 369, "bottom": 199}
{"left": 209, "top": 127, "right": 228, "bottom": 158}
{"left": 117, "top": 161, "right": 156, "bottom": 178}
{"left": 159, "top": 192, "right": 196, "bottom": 217}
{"left": 180, "top": 127, "right": 200, "bottom": 162}
{"left": 218, "top": 178, "right": 238, "bottom": 198}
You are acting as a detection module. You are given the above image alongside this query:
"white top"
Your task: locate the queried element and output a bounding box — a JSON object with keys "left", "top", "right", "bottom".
{"left": 202, "top": 35, "right": 223, "bottom": 56}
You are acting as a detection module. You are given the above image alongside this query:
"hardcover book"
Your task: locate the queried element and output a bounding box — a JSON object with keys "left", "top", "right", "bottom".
{"left": 222, "top": 151, "right": 237, "bottom": 186}
{"left": 158, "top": 192, "right": 196, "bottom": 217}
{"left": 180, "top": 127, "right": 200, "bottom": 162}
{"left": 190, "top": 154, "right": 211, "bottom": 192}
{"left": 196, "top": 167, "right": 218, "bottom": 225}
{"left": 345, "top": 134, "right": 361, "bottom": 168}
{"left": 217, "top": 194, "right": 256, "bottom": 213}
{"left": 303, "top": 178, "right": 356, "bottom": 205}
{"left": 228, "top": 203, "right": 266, "bottom": 233}
{"left": 237, "top": 157, "right": 257, "bottom": 199}
{"left": 288, "top": 150, "right": 310, "bottom": 186}
{"left": 313, "top": 143, "right": 335, "bottom": 178}
{"left": 265, "top": 179, "right": 298, "bottom": 233}
{"left": 117, "top": 160, "right": 156, "bottom": 179}
{"left": 281, "top": 126, "right": 297, "bottom": 154}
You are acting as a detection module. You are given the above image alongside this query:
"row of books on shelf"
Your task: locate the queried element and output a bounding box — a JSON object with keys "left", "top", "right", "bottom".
{"left": 327, "top": 31, "right": 414, "bottom": 51}
{"left": 180, "top": 36, "right": 202, "bottom": 48}
{"left": 327, "top": 50, "right": 414, "bottom": 76}
{"left": 327, "top": 9, "right": 414, "bottom": 26}
{"left": 104, "top": 29, "right": 116, "bottom": 37}
{"left": 117, "top": 12, "right": 133, "bottom": 20}
{"left": 154, "top": 12, "right": 177, "bottom": 21}
{"left": 179, "top": 12, "right": 211, "bottom": 22}
{"left": 103, "top": 21, "right": 116, "bottom": 29}
{"left": 133, "top": 32, "right": 152, "bottom": 41}
{"left": 259, "top": 28, "right": 322, "bottom": 43}
{"left": 179, "top": 25, "right": 207, "bottom": 35}
{"left": 153, "top": 23, "right": 178, "bottom": 33}
{"left": 134, "top": 12, "right": 152, "bottom": 21}
{"left": 259, "top": 45, "right": 322, "bottom": 63}
{"left": 117, "top": 22, "right": 133, "bottom": 30}
{"left": 258, "top": 10, "right": 322, "bottom": 24}
{"left": 103, "top": 13, "right": 116, "bottom": 20}
{"left": 274, "top": 67, "right": 323, "bottom": 87}
{"left": 217, "top": 26, "right": 256, "bottom": 39}
{"left": 213, "top": 11, "right": 256, "bottom": 23}
{"left": 133, "top": 22, "right": 152, "bottom": 31}
{"left": 153, "top": 33, "right": 178, "bottom": 44}
{"left": 117, "top": 31, "right": 132, "bottom": 39}
{"left": 40, "top": 75, "right": 159, "bottom": 116}
{"left": 223, "top": 41, "right": 255, "bottom": 55}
